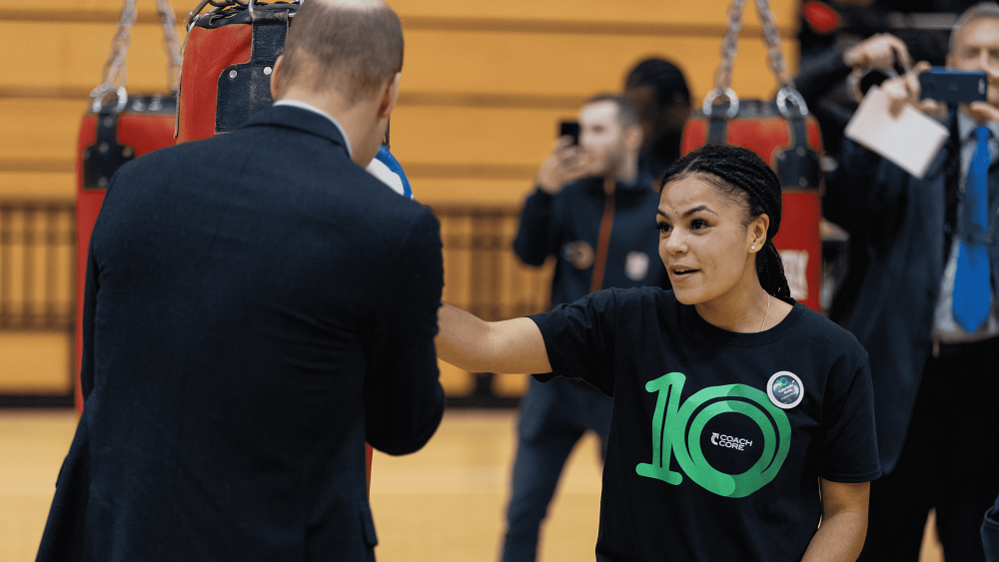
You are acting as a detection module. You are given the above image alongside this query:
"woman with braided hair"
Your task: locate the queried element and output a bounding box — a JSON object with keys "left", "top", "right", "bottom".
{"left": 436, "top": 144, "right": 879, "bottom": 562}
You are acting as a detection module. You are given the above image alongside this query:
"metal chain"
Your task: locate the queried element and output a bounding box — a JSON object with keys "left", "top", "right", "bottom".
{"left": 90, "top": 0, "right": 185, "bottom": 111}
{"left": 89, "top": 0, "right": 136, "bottom": 112}
{"left": 155, "top": 0, "right": 183, "bottom": 92}
{"left": 101, "top": 0, "right": 137, "bottom": 92}
{"left": 753, "top": 0, "right": 791, "bottom": 89}
{"left": 707, "top": 0, "right": 809, "bottom": 117}
{"left": 714, "top": 0, "right": 746, "bottom": 93}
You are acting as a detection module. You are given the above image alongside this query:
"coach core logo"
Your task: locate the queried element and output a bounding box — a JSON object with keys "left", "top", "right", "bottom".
{"left": 710, "top": 433, "right": 753, "bottom": 451}
{"left": 636, "top": 372, "right": 792, "bottom": 498}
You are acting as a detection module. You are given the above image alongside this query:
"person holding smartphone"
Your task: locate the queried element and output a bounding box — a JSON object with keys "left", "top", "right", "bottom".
{"left": 827, "top": 3, "right": 999, "bottom": 561}
{"left": 501, "top": 94, "right": 668, "bottom": 562}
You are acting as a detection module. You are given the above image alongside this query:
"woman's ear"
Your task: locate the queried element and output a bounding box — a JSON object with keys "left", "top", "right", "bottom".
{"left": 749, "top": 213, "right": 770, "bottom": 252}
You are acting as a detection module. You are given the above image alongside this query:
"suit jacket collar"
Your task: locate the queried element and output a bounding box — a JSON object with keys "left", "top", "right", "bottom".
{"left": 240, "top": 105, "right": 351, "bottom": 158}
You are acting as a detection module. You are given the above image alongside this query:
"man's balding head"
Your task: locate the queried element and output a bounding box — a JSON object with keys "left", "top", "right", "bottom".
{"left": 279, "top": 0, "right": 403, "bottom": 104}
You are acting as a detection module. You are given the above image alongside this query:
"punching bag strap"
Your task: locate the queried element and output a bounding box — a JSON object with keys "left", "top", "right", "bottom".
{"left": 774, "top": 89, "right": 820, "bottom": 190}
{"left": 215, "top": 4, "right": 292, "bottom": 133}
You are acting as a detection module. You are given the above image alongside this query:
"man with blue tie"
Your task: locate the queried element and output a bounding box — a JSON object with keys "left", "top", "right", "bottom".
{"left": 828, "top": 3, "right": 999, "bottom": 561}
{"left": 36, "top": 0, "right": 445, "bottom": 560}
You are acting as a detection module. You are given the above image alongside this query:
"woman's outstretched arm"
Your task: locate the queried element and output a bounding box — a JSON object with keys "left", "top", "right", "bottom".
{"left": 435, "top": 302, "right": 552, "bottom": 374}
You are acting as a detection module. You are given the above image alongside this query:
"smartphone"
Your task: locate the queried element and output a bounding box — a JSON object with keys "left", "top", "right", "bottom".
{"left": 919, "top": 67, "right": 988, "bottom": 104}
{"left": 559, "top": 120, "right": 580, "bottom": 145}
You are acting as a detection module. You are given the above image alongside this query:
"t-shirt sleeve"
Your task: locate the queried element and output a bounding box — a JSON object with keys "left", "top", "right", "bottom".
{"left": 529, "top": 290, "right": 620, "bottom": 396}
{"left": 814, "top": 346, "right": 882, "bottom": 482}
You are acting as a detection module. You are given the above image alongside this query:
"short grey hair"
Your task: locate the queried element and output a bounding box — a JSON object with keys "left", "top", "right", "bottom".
{"left": 950, "top": 2, "right": 999, "bottom": 55}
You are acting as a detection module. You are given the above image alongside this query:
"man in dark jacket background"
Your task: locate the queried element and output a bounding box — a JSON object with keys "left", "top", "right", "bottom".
{"left": 829, "top": 3, "right": 999, "bottom": 561}
{"left": 500, "top": 94, "right": 669, "bottom": 562}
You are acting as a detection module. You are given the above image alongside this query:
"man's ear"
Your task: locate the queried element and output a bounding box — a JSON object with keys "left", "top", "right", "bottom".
{"left": 624, "top": 123, "right": 643, "bottom": 153}
{"left": 377, "top": 72, "right": 401, "bottom": 119}
{"left": 270, "top": 55, "right": 284, "bottom": 100}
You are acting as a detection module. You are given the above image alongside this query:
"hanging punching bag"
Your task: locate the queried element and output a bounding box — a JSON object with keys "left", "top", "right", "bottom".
{"left": 75, "top": 0, "right": 183, "bottom": 412}
{"left": 681, "top": 0, "right": 824, "bottom": 313}
{"left": 177, "top": 0, "right": 299, "bottom": 143}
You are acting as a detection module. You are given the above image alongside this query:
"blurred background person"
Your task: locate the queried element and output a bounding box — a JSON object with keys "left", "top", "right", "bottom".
{"left": 827, "top": 3, "right": 999, "bottom": 561}
{"left": 501, "top": 93, "right": 668, "bottom": 562}
{"left": 623, "top": 57, "right": 692, "bottom": 182}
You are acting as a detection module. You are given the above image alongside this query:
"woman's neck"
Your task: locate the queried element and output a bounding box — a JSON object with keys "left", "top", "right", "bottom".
{"left": 693, "top": 282, "right": 791, "bottom": 333}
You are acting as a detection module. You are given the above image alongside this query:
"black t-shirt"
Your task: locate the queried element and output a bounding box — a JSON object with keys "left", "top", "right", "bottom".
{"left": 531, "top": 287, "right": 881, "bottom": 562}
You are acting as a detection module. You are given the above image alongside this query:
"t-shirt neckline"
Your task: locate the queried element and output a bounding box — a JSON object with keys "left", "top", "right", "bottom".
{"left": 679, "top": 298, "right": 805, "bottom": 346}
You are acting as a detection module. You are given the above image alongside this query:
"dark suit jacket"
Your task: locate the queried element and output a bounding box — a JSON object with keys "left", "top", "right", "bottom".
{"left": 36, "top": 106, "right": 446, "bottom": 561}
{"left": 828, "top": 113, "right": 999, "bottom": 474}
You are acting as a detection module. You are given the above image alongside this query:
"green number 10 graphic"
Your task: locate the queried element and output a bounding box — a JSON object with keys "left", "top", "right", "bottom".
{"left": 635, "top": 372, "right": 792, "bottom": 498}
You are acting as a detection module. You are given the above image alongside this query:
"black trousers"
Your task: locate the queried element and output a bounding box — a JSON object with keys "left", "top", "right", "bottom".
{"left": 858, "top": 337, "right": 999, "bottom": 562}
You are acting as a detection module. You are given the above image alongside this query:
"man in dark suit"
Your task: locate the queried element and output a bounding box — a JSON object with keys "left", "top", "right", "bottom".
{"left": 36, "top": 0, "right": 445, "bottom": 560}
{"left": 829, "top": 3, "right": 999, "bottom": 561}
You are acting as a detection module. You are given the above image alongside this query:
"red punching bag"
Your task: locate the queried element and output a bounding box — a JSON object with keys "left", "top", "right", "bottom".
{"left": 75, "top": 0, "right": 183, "bottom": 412}
{"left": 177, "top": 0, "right": 300, "bottom": 143}
{"left": 681, "top": 0, "right": 824, "bottom": 313}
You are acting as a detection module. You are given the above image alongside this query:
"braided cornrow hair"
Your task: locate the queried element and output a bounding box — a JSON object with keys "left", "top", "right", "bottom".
{"left": 658, "top": 144, "right": 793, "bottom": 302}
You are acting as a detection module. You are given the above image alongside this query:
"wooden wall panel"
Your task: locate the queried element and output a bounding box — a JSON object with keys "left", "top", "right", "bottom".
{"left": 393, "top": 0, "right": 796, "bottom": 26}
{"left": 400, "top": 30, "right": 798, "bottom": 103}
{"left": 0, "top": 21, "right": 183, "bottom": 96}
{"left": 0, "top": 99, "right": 81, "bottom": 168}
{"left": 0, "top": 173, "right": 75, "bottom": 199}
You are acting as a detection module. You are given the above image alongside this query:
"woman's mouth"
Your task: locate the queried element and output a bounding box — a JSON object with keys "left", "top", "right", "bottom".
{"left": 671, "top": 267, "right": 699, "bottom": 278}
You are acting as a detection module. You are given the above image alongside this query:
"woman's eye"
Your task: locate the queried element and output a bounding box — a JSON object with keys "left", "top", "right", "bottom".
{"left": 691, "top": 218, "right": 709, "bottom": 230}
{"left": 656, "top": 222, "right": 671, "bottom": 233}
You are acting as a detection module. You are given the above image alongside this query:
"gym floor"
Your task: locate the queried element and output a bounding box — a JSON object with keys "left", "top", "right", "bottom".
{"left": 0, "top": 408, "right": 942, "bottom": 561}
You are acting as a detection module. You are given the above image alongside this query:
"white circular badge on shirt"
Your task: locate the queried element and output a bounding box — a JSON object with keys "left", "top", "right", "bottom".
{"left": 767, "top": 371, "right": 804, "bottom": 410}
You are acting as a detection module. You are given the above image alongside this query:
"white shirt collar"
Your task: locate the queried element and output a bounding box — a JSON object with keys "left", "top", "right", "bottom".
{"left": 272, "top": 99, "right": 352, "bottom": 157}
{"left": 957, "top": 108, "right": 999, "bottom": 145}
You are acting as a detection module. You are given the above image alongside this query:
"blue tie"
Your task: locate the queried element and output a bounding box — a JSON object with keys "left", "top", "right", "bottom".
{"left": 953, "top": 125, "right": 992, "bottom": 333}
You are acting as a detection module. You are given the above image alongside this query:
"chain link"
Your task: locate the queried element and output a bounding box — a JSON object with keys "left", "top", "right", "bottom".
{"left": 100, "top": 0, "right": 137, "bottom": 93}
{"left": 155, "top": 0, "right": 183, "bottom": 92}
{"left": 753, "top": 0, "right": 791, "bottom": 89}
{"left": 714, "top": 0, "right": 746, "bottom": 93}
{"left": 91, "top": 0, "right": 185, "bottom": 110}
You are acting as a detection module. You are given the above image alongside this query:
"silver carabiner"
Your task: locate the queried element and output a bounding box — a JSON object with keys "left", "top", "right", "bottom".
{"left": 702, "top": 87, "right": 740, "bottom": 118}
{"left": 776, "top": 87, "right": 809, "bottom": 117}
{"left": 89, "top": 84, "right": 129, "bottom": 114}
